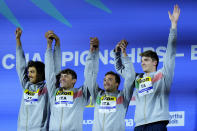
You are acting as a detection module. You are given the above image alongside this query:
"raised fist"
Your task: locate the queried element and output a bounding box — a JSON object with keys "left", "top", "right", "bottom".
{"left": 15, "top": 27, "right": 22, "bottom": 39}
{"left": 90, "top": 37, "right": 99, "bottom": 52}
{"left": 45, "top": 30, "right": 54, "bottom": 40}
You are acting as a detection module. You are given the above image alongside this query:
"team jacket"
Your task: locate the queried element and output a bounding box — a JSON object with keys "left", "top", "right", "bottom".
{"left": 45, "top": 46, "right": 90, "bottom": 131}
{"left": 85, "top": 50, "right": 136, "bottom": 131}
{"left": 116, "top": 28, "right": 177, "bottom": 127}
{"left": 16, "top": 46, "right": 49, "bottom": 131}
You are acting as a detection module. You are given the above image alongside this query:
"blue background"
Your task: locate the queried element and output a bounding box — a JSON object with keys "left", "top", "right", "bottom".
{"left": 0, "top": 0, "right": 197, "bottom": 130}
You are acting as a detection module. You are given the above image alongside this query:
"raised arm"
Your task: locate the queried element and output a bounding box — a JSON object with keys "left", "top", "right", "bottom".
{"left": 51, "top": 32, "right": 61, "bottom": 74}
{"left": 122, "top": 56, "right": 136, "bottom": 107}
{"left": 168, "top": 4, "right": 180, "bottom": 29}
{"left": 163, "top": 5, "right": 180, "bottom": 89}
{"left": 114, "top": 40, "right": 135, "bottom": 78}
{"left": 114, "top": 40, "right": 136, "bottom": 106}
{"left": 15, "top": 28, "right": 29, "bottom": 88}
{"left": 45, "top": 31, "right": 60, "bottom": 98}
{"left": 16, "top": 28, "right": 22, "bottom": 47}
{"left": 84, "top": 37, "right": 99, "bottom": 104}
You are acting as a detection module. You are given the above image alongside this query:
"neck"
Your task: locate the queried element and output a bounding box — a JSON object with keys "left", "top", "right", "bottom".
{"left": 145, "top": 68, "right": 156, "bottom": 75}
{"left": 106, "top": 88, "right": 117, "bottom": 93}
{"left": 62, "top": 86, "right": 73, "bottom": 90}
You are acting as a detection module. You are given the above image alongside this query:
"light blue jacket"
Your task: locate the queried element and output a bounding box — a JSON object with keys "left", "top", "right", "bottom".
{"left": 16, "top": 46, "right": 49, "bottom": 131}
{"left": 134, "top": 28, "right": 177, "bottom": 127}
{"left": 85, "top": 50, "right": 136, "bottom": 131}
{"left": 45, "top": 46, "right": 90, "bottom": 131}
{"left": 115, "top": 28, "right": 177, "bottom": 127}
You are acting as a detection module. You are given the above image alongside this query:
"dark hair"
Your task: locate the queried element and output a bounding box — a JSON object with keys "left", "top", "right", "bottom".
{"left": 105, "top": 71, "right": 121, "bottom": 86}
{"left": 140, "top": 50, "right": 159, "bottom": 69}
{"left": 56, "top": 68, "right": 77, "bottom": 88}
{"left": 27, "top": 60, "right": 45, "bottom": 81}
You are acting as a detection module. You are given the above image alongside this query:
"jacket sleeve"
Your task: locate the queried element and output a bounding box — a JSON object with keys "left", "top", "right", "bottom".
{"left": 45, "top": 48, "right": 57, "bottom": 99}
{"left": 84, "top": 50, "right": 99, "bottom": 104}
{"left": 114, "top": 51, "right": 136, "bottom": 107}
{"left": 53, "top": 45, "right": 61, "bottom": 75}
{"left": 162, "top": 28, "right": 177, "bottom": 91}
{"left": 16, "top": 45, "right": 28, "bottom": 88}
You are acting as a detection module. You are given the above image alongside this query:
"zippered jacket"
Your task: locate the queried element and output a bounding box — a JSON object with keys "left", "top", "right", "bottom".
{"left": 16, "top": 46, "right": 49, "bottom": 131}
{"left": 116, "top": 28, "right": 177, "bottom": 127}
{"left": 45, "top": 46, "right": 90, "bottom": 131}
{"left": 85, "top": 50, "right": 135, "bottom": 131}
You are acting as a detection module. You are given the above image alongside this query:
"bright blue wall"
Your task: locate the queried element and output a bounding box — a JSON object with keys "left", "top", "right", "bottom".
{"left": 0, "top": 0, "right": 197, "bottom": 130}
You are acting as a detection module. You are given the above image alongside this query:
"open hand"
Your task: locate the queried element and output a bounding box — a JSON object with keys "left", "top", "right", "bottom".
{"left": 168, "top": 4, "right": 180, "bottom": 29}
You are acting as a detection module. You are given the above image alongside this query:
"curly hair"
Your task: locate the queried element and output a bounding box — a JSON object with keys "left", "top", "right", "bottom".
{"left": 27, "top": 60, "right": 45, "bottom": 81}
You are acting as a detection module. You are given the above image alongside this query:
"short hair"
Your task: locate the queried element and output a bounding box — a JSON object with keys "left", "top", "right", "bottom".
{"left": 105, "top": 71, "right": 121, "bottom": 86}
{"left": 27, "top": 60, "right": 45, "bottom": 81}
{"left": 59, "top": 68, "right": 77, "bottom": 80}
{"left": 140, "top": 50, "right": 159, "bottom": 69}
{"left": 56, "top": 68, "right": 77, "bottom": 88}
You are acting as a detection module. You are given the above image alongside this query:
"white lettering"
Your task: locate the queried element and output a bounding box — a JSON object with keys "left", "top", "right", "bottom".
{"left": 99, "top": 50, "right": 108, "bottom": 65}
{"left": 191, "top": 45, "right": 197, "bottom": 60}
{"left": 32, "top": 53, "right": 42, "bottom": 61}
{"left": 2, "top": 54, "right": 15, "bottom": 69}
{"left": 62, "top": 52, "right": 73, "bottom": 67}
{"left": 74, "top": 51, "right": 79, "bottom": 66}
{"left": 127, "top": 48, "right": 136, "bottom": 63}
{"left": 83, "top": 120, "right": 94, "bottom": 125}
{"left": 125, "top": 119, "right": 134, "bottom": 127}
{"left": 109, "top": 49, "right": 114, "bottom": 64}
{"left": 2, "top": 46, "right": 189, "bottom": 70}
{"left": 156, "top": 46, "right": 166, "bottom": 62}
{"left": 137, "top": 48, "right": 142, "bottom": 63}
